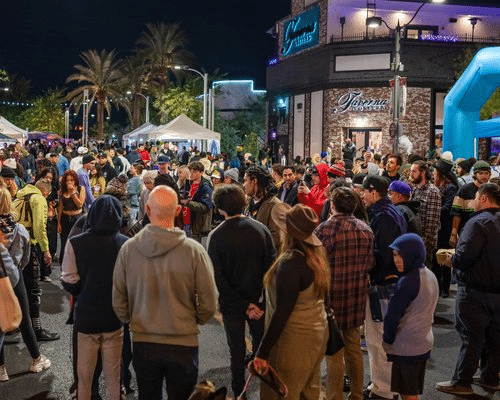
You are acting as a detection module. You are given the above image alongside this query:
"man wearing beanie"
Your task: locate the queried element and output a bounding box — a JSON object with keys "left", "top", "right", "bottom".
{"left": 456, "top": 158, "right": 474, "bottom": 186}
{"left": 388, "top": 180, "right": 422, "bottom": 235}
{"left": 450, "top": 160, "right": 491, "bottom": 247}
{"left": 77, "top": 154, "right": 96, "bottom": 210}
{"left": 1, "top": 167, "right": 19, "bottom": 198}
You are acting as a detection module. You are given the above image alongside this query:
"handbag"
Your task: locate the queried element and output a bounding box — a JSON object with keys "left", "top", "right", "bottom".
{"left": 0, "top": 253, "right": 22, "bottom": 333}
{"left": 325, "top": 293, "right": 345, "bottom": 356}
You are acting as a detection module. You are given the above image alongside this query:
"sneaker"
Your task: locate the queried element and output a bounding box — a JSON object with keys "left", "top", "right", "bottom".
{"left": 0, "top": 365, "right": 8, "bottom": 382}
{"left": 360, "top": 338, "right": 367, "bottom": 352}
{"left": 41, "top": 276, "right": 52, "bottom": 282}
{"left": 436, "top": 381, "right": 473, "bottom": 395}
{"left": 344, "top": 375, "right": 351, "bottom": 392}
{"left": 473, "top": 377, "right": 500, "bottom": 392}
{"left": 363, "top": 388, "right": 395, "bottom": 399}
{"left": 30, "top": 355, "right": 51, "bottom": 373}
{"left": 35, "top": 329, "right": 60, "bottom": 341}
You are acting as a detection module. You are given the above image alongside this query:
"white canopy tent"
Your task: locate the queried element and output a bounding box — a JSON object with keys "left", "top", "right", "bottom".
{"left": 150, "top": 114, "right": 221, "bottom": 153}
{"left": 122, "top": 122, "right": 157, "bottom": 146}
{"left": 0, "top": 116, "right": 27, "bottom": 142}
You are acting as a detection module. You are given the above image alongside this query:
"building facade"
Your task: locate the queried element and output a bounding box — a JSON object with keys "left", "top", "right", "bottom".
{"left": 266, "top": 0, "right": 500, "bottom": 161}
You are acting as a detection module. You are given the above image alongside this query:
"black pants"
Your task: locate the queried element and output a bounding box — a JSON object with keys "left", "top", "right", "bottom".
{"left": 0, "top": 272, "right": 40, "bottom": 364}
{"left": 23, "top": 245, "right": 42, "bottom": 321}
{"left": 59, "top": 213, "right": 81, "bottom": 264}
{"left": 432, "top": 252, "right": 451, "bottom": 295}
{"left": 133, "top": 342, "right": 198, "bottom": 400}
{"left": 42, "top": 217, "right": 57, "bottom": 278}
{"left": 222, "top": 313, "right": 265, "bottom": 397}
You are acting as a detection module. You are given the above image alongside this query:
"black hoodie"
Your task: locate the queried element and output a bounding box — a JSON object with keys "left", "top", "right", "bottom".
{"left": 62, "top": 195, "right": 129, "bottom": 334}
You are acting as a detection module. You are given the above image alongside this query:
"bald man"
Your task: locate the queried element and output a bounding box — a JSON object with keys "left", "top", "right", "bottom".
{"left": 112, "top": 185, "right": 218, "bottom": 400}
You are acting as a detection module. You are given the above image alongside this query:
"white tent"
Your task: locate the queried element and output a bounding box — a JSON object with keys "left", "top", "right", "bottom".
{"left": 122, "top": 122, "right": 157, "bottom": 145}
{"left": 0, "top": 116, "right": 27, "bottom": 141}
{"left": 151, "top": 114, "right": 221, "bottom": 142}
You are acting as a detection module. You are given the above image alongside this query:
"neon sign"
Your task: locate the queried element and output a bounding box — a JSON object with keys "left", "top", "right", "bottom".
{"left": 282, "top": 7, "right": 320, "bottom": 57}
{"left": 420, "top": 34, "right": 459, "bottom": 43}
{"left": 332, "top": 92, "right": 389, "bottom": 114}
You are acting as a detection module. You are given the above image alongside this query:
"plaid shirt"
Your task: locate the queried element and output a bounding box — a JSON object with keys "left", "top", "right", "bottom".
{"left": 315, "top": 214, "right": 375, "bottom": 330}
{"left": 412, "top": 182, "right": 441, "bottom": 249}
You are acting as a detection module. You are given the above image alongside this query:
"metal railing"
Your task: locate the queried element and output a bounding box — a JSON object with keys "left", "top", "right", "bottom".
{"left": 329, "top": 32, "right": 500, "bottom": 45}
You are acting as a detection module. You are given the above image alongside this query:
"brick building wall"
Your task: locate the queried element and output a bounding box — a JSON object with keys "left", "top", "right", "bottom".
{"left": 323, "top": 87, "right": 432, "bottom": 159}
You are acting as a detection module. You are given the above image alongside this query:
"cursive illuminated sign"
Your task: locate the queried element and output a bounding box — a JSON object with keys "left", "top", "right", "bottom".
{"left": 282, "top": 7, "right": 320, "bottom": 57}
{"left": 332, "top": 92, "right": 389, "bottom": 113}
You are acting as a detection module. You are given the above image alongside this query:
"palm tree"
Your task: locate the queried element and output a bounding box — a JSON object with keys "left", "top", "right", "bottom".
{"left": 122, "top": 55, "right": 149, "bottom": 129}
{"left": 66, "top": 49, "right": 129, "bottom": 139}
{"left": 136, "top": 22, "right": 194, "bottom": 92}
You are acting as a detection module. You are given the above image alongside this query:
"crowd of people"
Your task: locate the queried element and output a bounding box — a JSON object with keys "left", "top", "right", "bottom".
{"left": 0, "top": 136, "right": 499, "bottom": 400}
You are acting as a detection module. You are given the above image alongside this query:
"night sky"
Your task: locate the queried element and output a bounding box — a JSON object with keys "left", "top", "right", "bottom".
{"left": 1, "top": 0, "right": 498, "bottom": 96}
{"left": 0, "top": 0, "right": 290, "bottom": 94}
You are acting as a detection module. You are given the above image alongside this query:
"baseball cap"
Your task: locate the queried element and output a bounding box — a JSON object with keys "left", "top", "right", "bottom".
{"left": 362, "top": 174, "right": 389, "bottom": 193}
{"left": 157, "top": 155, "right": 170, "bottom": 164}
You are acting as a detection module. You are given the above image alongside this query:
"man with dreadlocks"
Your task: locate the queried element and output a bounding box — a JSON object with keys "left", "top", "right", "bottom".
{"left": 243, "top": 166, "right": 283, "bottom": 251}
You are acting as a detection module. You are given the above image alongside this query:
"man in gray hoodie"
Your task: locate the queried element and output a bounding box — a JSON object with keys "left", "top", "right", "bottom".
{"left": 113, "top": 185, "right": 218, "bottom": 400}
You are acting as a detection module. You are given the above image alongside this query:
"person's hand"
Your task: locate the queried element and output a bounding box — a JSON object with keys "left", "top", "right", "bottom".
{"left": 449, "top": 232, "right": 458, "bottom": 248}
{"left": 252, "top": 357, "right": 269, "bottom": 374}
{"left": 57, "top": 223, "right": 62, "bottom": 234}
{"left": 298, "top": 183, "right": 310, "bottom": 195}
{"left": 246, "top": 303, "right": 264, "bottom": 320}
{"left": 67, "top": 181, "right": 75, "bottom": 191}
{"left": 43, "top": 251, "right": 52, "bottom": 266}
{"left": 443, "top": 253, "right": 453, "bottom": 268}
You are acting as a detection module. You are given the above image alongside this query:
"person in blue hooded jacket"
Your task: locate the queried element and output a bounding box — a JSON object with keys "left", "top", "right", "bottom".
{"left": 61, "top": 195, "right": 128, "bottom": 400}
{"left": 383, "top": 233, "right": 439, "bottom": 400}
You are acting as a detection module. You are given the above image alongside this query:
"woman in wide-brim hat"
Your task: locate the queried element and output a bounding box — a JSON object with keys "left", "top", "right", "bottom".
{"left": 253, "top": 203, "right": 330, "bottom": 400}
{"left": 432, "top": 158, "right": 458, "bottom": 298}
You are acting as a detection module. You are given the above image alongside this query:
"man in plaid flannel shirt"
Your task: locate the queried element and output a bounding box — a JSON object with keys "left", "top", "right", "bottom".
{"left": 315, "top": 187, "right": 375, "bottom": 400}
{"left": 410, "top": 161, "right": 441, "bottom": 267}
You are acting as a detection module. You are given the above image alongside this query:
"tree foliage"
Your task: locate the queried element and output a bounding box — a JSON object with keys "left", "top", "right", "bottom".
{"left": 16, "top": 90, "right": 65, "bottom": 133}
{"left": 66, "top": 49, "right": 130, "bottom": 139}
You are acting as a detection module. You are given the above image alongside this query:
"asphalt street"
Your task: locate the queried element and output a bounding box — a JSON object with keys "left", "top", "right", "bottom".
{"left": 1, "top": 265, "right": 500, "bottom": 400}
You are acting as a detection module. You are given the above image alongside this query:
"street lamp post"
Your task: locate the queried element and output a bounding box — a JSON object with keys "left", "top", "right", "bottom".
{"left": 127, "top": 91, "right": 150, "bottom": 124}
{"left": 172, "top": 65, "right": 208, "bottom": 129}
{"left": 366, "top": 0, "right": 445, "bottom": 153}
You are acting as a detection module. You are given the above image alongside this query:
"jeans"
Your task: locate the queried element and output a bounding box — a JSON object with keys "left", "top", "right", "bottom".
{"left": 326, "top": 326, "right": 364, "bottom": 400}
{"left": 77, "top": 329, "right": 123, "bottom": 400}
{"left": 365, "top": 297, "right": 395, "bottom": 399}
{"left": 452, "top": 286, "right": 500, "bottom": 386}
{"left": 133, "top": 342, "right": 198, "bottom": 400}
{"left": 222, "top": 313, "right": 264, "bottom": 397}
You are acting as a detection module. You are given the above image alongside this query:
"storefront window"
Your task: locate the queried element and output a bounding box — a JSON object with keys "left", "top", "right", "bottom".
{"left": 405, "top": 25, "right": 438, "bottom": 39}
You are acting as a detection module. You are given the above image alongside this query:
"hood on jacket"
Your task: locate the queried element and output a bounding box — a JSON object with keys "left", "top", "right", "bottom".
{"left": 398, "top": 199, "right": 421, "bottom": 214}
{"left": 315, "top": 163, "right": 330, "bottom": 188}
{"left": 16, "top": 184, "right": 43, "bottom": 200}
{"left": 86, "top": 195, "right": 122, "bottom": 234}
{"left": 389, "top": 233, "right": 425, "bottom": 273}
{"left": 131, "top": 224, "right": 187, "bottom": 259}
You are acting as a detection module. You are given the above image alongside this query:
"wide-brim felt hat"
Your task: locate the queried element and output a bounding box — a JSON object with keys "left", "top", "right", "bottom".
{"left": 435, "top": 158, "right": 459, "bottom": 187}
{"left": 271, "top": 203, "right": 322, "bottom": 247}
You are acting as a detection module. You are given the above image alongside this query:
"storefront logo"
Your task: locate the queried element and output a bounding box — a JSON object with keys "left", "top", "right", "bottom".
{"left": 332, "top": 92, "right": 389, "bottom": 114}
{"left": 282, "top": 7, "right": 320, "bottom": 57}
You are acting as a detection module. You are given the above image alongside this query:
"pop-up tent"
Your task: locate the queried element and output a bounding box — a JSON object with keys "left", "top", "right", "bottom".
{"left": 122, "top": 122, "right": 157, "bottom": 145}
{"left": 0, "top": 116, "right": 27, "bottom": 141}
{"left": 444, "top": 47, "right": 500, "bottom": 159}
{"left": 150, "top": 114, "right": 221, "bottom": 153}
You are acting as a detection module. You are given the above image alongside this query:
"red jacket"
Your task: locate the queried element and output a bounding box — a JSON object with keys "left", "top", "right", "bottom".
{"left": 137, "top": 149, "right": 151, "bottom": 166}
{"left": 298, "top": 163, "right": 329, "bottom": 217}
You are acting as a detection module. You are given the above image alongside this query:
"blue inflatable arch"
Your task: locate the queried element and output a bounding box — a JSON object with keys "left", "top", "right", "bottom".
{"left": 443, "top": 46, "right": 500, "bottom": 159}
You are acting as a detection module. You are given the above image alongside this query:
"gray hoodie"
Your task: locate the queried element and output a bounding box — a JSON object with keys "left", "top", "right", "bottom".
{"left": 112, "top": 224, "right": 218, "bottom": 347}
